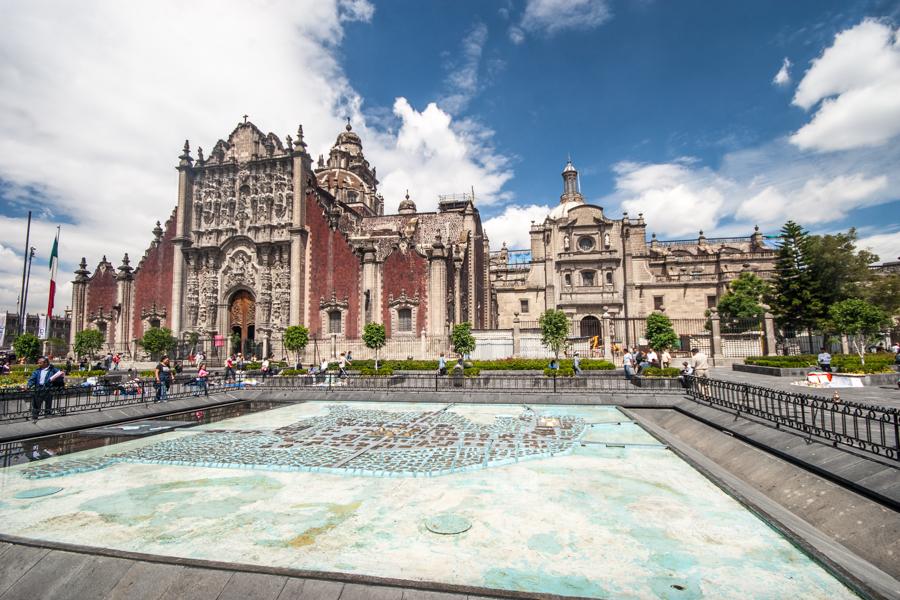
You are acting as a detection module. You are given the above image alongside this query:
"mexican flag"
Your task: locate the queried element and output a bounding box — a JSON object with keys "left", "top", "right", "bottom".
{"left": 47, "top": 229, "right": 59, "bottom": 318}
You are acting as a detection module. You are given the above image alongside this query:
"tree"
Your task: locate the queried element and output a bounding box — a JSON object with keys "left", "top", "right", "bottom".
{"left": 283, "top": 325, "right": 310, "bottom": 366}
{"left": 828, "top": 299, "right": 889, "bottom": 365}
{"left": 861, "top": 273, "right": 900, "bottom": 318}
{"left": 539, "top": 309, "right": 569, "bottom": 360}
{"left": 806, "top": 228, "right": 879, "bottom": 311}
{"left": 13, "top": 332, "right": 41, "bottom": 363}
{"left": 450, "top": 322, "right": 476, "bottom": 359}
{"left": 645, "top": 313, "right": 678, "bottom": 351}
{"left": 362, "top": 323, "right": 386, "bottom": 370}
{"left": 74, "top": 329, "right": 105, "bottom": 360}
{"left": 140, "top": 327, "right": 176, "bottom": 360}
{"left": 45, "top": 337, "right": 68, "bottom": 358}
{"left": 717, "top": 272, "right": 770, "bottom": 332}
{"left": 766, "top": 221, "right": 822, "bottom": 333}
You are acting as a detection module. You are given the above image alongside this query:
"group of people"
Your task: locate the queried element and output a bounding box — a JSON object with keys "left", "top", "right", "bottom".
{"left": 622, "top": 347, "right": 676, "bottom": 379}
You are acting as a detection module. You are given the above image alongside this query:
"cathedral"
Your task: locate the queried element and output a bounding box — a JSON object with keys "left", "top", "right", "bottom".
{"left": 69, "top": 118, "right": 491, "bottom": 357}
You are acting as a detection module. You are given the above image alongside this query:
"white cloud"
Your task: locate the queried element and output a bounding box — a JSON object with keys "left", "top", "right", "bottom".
{"left": 482, "top": 204, "right": 551, "bottom": 249}
{"left": 857, "top": 230, "right": 900, "bottom": 263}
{"left": 773, "top": 57, "right": 792, "bottom": 86}
{"left": 612, "top": 160, "right": 729, "bottom": 238}
{"left": 441, "top": 23, "right": 489, "bottom": 114}
{"left": 791, "top": 19, "right": 900, "bottom": 152}
{"left": 511, "top": 0, "right": 612, "bottom": 42}
{"left": 0, "top": 1, "right": 513, "bottom": 313}
{"left": 337, "top": 0, "right": 375, "bottom": 22}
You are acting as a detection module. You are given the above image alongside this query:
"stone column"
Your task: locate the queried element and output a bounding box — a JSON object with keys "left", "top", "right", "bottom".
{"left": 427, "top": 236, "right": 447, "bottom": 336}
{"left": 69, "top": 258, "right": 90, "bottom": 348}
{"left": 453, "top": 253, "right": 463, "bottom": 324}
{"left": 420, "top": 329, "right": 427, "bottom": 359}
{"left": 841, "top": 334, "right": 850, "bottom": 355}
{"left": 709, "top": 308, "right": 722, "bottom": 366}
{"left": 171, "top": 141, "right": 194, "bottom": 337}
{"left": 763, "top": 312, "right": 777, "bottom": 356}
{"left": 290, "top": 126, "right": 310, "bottom": 326}
{"left": 602, "top": 311, "right": 613, "bottom": 361}
{"left": 512, "top": 313, "right": 521, "bottom": 357}
{"left": 115, "top": 254, "right": 134, "bottom": 356}
{"left": 330, "top": 332, "right": 337, "bottom": 359}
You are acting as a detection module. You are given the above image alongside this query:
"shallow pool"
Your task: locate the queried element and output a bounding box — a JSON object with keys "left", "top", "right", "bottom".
{"left": 0, "top": 402, "right": 858, "bottom": 599}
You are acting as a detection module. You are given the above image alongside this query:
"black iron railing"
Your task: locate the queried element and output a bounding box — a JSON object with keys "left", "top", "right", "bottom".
{"left": 0, "top": 375, "right": 234, "bottom": 422}
{"left": 687, "top": 377, "right": 900, "bottom": 461}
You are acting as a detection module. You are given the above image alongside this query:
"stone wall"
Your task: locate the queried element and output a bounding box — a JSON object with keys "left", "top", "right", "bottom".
{"left": 131, "top": 212, "right": 176, "bottom": 338}
{"left": 381, "top": 248, "right": 428, "bottom": 336}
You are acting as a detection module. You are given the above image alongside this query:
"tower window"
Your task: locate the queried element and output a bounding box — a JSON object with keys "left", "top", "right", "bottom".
{"left": 328, "top": 311, "right": 342, "bottom": 334}
{"left": 707, "top": 295, "right": 717, "bottom": 309}
{"left": 653, "top": 296, "right": 664, "bottom": 311}
{"left": 398, "top": 308, "right": 412, "bottom": 332}
{"left": 520, "top": 299, "right": 529, "bottom": 314}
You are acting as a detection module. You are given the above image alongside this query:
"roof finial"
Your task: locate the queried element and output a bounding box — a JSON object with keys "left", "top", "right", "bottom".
{"left": 345, "top": 116, "right": 352, "bottom": 131}
{"left": 243, "top": 114, "right": 249, "bottom": 124}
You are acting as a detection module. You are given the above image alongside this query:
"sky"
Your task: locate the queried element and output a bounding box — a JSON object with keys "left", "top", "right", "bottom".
{"left": 1, "top": 0, "right": 899, "bottom": 315}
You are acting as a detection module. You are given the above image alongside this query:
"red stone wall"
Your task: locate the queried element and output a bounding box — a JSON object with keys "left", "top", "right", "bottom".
{"left": 381, "top": 249, "right": 428, "bottom": 336}
{"left": 84, "top": 263, "right": 118, "bottom": 343}
{"left": 131, "top": 212, "right": 176, "bottom": 339}
{"left": 305, "top": 193, "right": 360, "bottom": 337}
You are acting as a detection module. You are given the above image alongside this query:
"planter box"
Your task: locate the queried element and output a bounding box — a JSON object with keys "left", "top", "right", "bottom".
{"left": 733, "top": 363, "right": 813, "bottom": 377}
{"left": 631, "top": 376, "right": 684, "bottom": 389}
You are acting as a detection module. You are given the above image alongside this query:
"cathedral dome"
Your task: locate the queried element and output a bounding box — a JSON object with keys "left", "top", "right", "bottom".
{"left": 398, "top": 190, "right": 417, "bottom": 215}
{"left": 548, "top": 200, "right": 581, "bottom": 220}
{"left": 335, "top": 120, "right": 362, "bottom": 150}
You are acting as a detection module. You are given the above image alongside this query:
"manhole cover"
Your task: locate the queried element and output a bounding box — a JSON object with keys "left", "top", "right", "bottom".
{"left": 425, "top": 513, "right": 472, "bottom": 535}
{"left": 15, "top": 487, "right": 63, "bottom": 499}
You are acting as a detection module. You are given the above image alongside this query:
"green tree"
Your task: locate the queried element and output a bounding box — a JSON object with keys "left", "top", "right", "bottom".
{"left": 283, "top": 325, "right": 310, "bottom": 365}
{"left": 45, "top": 336, "right": 68, "bottom": 357}
{"left": 13, "top": 332, "right": 41, "bottom": 363}
{"left": 362, "top": 322, "right": 386, "bottom": 370}
{"left": 450, "top": 322, "right": 476, "bottom": 359}
{"left": 74, "top": 329, "right": 105, "bottom": 360}
{"left": 861, "top": 273, "right": 900, "bottom": 318}
{"left": 828, "top": 299, "right": 890, "bottom": 365}
{"left": 139, "top": 327, "right": 176, "bottom": 360}
{"left": 717, "top": 272, "right": 770, "bottom": 332}
{"left": 645, "top": 313, "right": 679, "bottom": 351}
{"left": 539, "top": 309, "right": 569, "bottom": 360}
{"left": 806, "top": 228, "right": 879, "bottom": 311}
{"left": 766, "top": 221, "right": 822, "bottom": 333}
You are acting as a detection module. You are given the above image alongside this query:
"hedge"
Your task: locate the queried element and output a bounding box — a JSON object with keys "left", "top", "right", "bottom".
{"left": 744, "top": 353, "right": 895, "bottom": 373}
{"left": 544, "top": 368, "right": 575, "bottom": 377}
{"left": 346, "top": 358, "right": 615, "bottom": 371}
{"left": 641, "top": 367, "right": 681, "bottom": 377}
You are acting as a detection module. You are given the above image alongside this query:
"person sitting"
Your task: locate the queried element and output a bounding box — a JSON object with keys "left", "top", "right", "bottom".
{"left": 817, "top": 347, "right": 832, "bottom": 373}
{"left": 678, "top": 361, "right": 694, "bottom": 388}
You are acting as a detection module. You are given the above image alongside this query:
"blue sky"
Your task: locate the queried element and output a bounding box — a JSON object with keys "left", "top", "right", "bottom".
{"left": 0, "top": 0, "right": 899, "bottom": 313}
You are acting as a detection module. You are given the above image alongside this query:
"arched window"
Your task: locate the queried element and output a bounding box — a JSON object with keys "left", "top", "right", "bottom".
{"left": 328, "top": 311, "right": 342, "bottom": 334}
{"left": 398, "top": 308, "right": 412, "bottom": 332}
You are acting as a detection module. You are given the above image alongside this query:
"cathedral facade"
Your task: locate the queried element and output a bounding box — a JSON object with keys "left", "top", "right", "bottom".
{"left": 70, "top": 119, "right": 491, "bottom": 357}
{"left": 490, "top": 160, "right": 777, "bottom": 339}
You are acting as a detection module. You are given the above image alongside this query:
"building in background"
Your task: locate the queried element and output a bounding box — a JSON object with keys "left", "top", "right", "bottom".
{"left": 69, "top": 119, "right": 491, "bottom": 358}
{"left": 0, "top": 312, "right": 70, "bottom": 351}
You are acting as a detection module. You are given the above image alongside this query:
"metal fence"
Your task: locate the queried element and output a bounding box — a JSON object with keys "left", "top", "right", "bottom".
{"left": 0, "top": 375, "right": 231, "bottom": 422}
{"left": 687, "top": 377, "right": 899, "bottom": 461}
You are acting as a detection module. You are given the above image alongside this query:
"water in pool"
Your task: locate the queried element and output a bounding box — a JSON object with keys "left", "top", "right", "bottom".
{"left": 0, "top": 401, "right": 858, "bottom": 599}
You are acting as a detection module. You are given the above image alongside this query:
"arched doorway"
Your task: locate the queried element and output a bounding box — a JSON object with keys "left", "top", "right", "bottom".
{"left": 229, "top": 290, "right": 255, "bottom": 355}
{"left": 580, "top": 315, "right": 601, "bottom": 339}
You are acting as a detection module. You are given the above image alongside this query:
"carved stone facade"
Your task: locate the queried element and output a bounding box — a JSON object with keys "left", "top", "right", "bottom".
{"left": 72, "top": 119, "right": 491, "bottom": 357}
{"left": 491, "top": 160, "right": 777, "bottom": 331}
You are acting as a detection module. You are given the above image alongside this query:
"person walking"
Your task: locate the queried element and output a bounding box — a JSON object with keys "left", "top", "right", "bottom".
{"left": 690, "top": 348, "right": 709, "bottom": 378}
{"left": 261, "top": 357, "right": 270, "bottom": 381}
{"left": 338, "top": 353, "right": 348, "bottom": 378}
{"left": 817, "top": 347, "right": 832, "bottom": 372}
{"left": 224, "top": 355, "right": 236, "bottom": 383}
{"left": 104, "top": 352, "right": 113, "bottom": 371}
{"left": 155, "top": 356, "right": 173, "bottom": 402}
{"left": 194, "top": 363, "right": 209, "bottom": 397}
{"left": 112, "top": 353, "right": 121, "bottom": 370}
{"left": 623, "top": 348, "right": 635, "bottom": 380}
{"left": 27, "top": 357, "right": 63, "bottom": 421}
{"left": 573, "top": 352, "right": 583, "bottom": 376}
{"left": 661, "top": 349, "right": 671, "bottom": 369}
{"left": 438, "top": 352, "right": 447, "bottom": 376}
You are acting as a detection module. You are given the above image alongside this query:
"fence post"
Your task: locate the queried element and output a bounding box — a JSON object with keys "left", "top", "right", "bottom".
{"left": 841, "top": 334, "right": 850, "bottom": 355}
{"left": 763, "top": 312, "right": 777, "bottom": 356}
{"left": 420, "top": 330, "right": 427, "bottom": 360}
{"left": 512, "top": 314, "right": 521, "bottom": 358}
{"left": 709, "top": 308, "right": 723, "bottom": 366}
{"left": 553, "top": 373, "right": 557, "bottom": 393}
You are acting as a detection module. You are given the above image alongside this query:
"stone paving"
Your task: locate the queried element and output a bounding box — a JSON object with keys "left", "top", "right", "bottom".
{"left": 21, "top": 404, "right": 586, "bottom": 480}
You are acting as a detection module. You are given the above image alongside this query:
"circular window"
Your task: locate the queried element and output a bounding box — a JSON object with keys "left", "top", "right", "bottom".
{"left": 578, "top": 236, "right": 594, "bottom": 251}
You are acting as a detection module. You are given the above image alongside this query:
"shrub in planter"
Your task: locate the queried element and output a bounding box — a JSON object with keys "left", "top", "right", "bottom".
{"left": 744, "top": 355, "right": 817, "bottom": 368}
{"left": 544, "top": 367, "right": 575, "bottom": 377}
{"left": 832, "top": 353, "right": 894, "bottom": 374}
{"left": 357, "top": 366, "right": 395, "bottom": 376}
{"left": 641, "top": 367, "right": 681, "bottom": 377}
{"left": 279, "top": 369, "right": 306, "bottom": 376}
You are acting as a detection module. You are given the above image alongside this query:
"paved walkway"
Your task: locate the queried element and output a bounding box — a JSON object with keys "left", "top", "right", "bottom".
{"left": 0, "top": 539, "right": 578, "bottom": 600}
{"left": 709, "top": 367, "right": 900, "bottom": 409}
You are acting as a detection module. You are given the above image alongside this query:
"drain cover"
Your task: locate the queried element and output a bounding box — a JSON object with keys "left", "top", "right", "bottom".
{"left": 15, "top": 487, "right": 63, "bottom": 499}
{"left": 425, "top": 513, "right": 472, "bottom": 535}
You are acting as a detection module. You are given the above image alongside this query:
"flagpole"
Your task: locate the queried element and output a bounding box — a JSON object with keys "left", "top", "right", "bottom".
{"left": 18, "top": 211, "right": 31, "bottom": 334}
